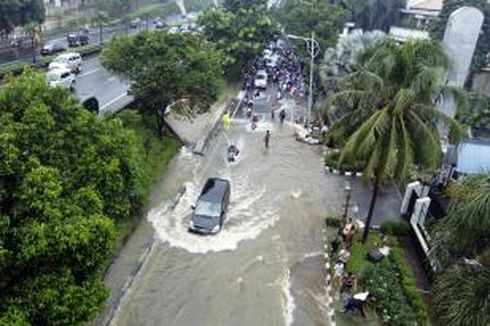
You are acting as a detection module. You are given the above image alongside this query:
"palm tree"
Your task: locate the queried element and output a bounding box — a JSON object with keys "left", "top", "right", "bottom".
{"left": 431, "top": 175, "right": 490, "bottom": 325}
{"left": 432, "top": 174, "right": 490, "bottom": 265}
{"left": 325, "top": 39, "right": 465, "bottom": 243}
{"left": 433, "top": 251, "right": 490, "bottom": 326}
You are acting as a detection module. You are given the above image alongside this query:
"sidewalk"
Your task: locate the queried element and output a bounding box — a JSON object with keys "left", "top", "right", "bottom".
{"left": 327, "top": 175, "right": 403, "bottom": 226}
{"left": 165, "top": 84, "right": 241, "bottom": 153}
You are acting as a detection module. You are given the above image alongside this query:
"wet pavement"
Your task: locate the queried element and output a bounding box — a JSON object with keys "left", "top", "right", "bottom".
{"left": 98, "top": 83, "right": 349, "bottom": 326}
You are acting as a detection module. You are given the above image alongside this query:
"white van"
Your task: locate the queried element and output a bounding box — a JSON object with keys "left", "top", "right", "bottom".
{"left": 48, "top": 52, "right": 82, "bottom": 73}
{"left": 46, "top": 67, "right": 76, "bottom": 91}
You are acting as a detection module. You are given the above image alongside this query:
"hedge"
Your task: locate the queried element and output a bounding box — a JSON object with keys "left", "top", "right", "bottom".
{"left": 380, "top": 220, "right": 411, "bottom": 236}
{"left": 325, "top": 216, "right": 342, "bottom": 228}
{"left": 390, "top": 245, "right": 430, "bottom": 325}
{"left": 324, "top": 151, "right": 365, "bottom": 172}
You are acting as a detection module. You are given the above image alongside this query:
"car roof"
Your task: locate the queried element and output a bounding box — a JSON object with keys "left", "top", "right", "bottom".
{"left": 47, "top": 67, "right": 71, "bottom": 75}
{"left": 199, "top": 178, "right": 229, "bottom": 203}
{"left": 56, "top": 52, "right": 80, "bottom": 59}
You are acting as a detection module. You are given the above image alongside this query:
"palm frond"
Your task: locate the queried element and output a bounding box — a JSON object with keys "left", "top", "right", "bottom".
{"left": 407, "top": 111, "right": 441, "bottom": 169}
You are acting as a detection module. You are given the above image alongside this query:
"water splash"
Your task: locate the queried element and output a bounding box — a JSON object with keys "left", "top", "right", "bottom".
{"left": 148, "top": 174, "right": 280, "bottom": 254}
{"left": 281, "top": 268, "right": 296, "bottom": 326}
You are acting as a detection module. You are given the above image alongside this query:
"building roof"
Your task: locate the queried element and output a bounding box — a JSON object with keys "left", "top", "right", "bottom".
{"left": 389, "top": 26, "right": 429, "bottom": 43}
{"left": 456, "top": 140, "right": 490, "bottom": 174}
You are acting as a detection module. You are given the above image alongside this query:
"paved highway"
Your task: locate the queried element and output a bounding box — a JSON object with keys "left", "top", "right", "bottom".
{"left": 73, "top": 56, "right": 131, "bottom": 115}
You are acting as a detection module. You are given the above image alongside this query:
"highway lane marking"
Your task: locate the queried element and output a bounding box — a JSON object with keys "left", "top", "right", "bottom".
{"left": 100, "top": 92, "right": 128, "bottom": 110}
{"left": 79, "top": 68, "right": 100, "bottom": 77}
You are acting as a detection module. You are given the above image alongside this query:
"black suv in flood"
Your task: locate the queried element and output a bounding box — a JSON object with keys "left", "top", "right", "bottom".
{"left": 189, "top": 178, "right": 231, "bottom": 234}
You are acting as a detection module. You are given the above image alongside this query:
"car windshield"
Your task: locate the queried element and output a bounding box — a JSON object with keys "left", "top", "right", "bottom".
{"left": 256, "top": 75, "right": 265, "bottom": 80}
{"left": 195, "top": 201, "right": 221, "bottom": 218}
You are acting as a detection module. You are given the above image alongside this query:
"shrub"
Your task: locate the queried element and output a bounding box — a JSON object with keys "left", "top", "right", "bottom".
{"left": 324, "top": 151, "right": 365, "bottom": 172}
{"left": 380, "top": 220, "right": 411, "bottom": 236}
{"left": 325, "top": 216, "right": 342, "bottom": 228}
{"left": 361, "top": 259, "right": 419, "bottom": 325}
{"left": 390, "top": 246, "right": 429, "bottom": 325}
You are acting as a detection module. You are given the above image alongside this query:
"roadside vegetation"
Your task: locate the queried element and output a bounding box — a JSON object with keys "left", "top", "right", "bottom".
{"left": 0, "top": 71, "right": 180, "bottom": 324}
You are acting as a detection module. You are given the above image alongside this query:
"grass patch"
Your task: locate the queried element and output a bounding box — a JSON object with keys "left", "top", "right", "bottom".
{"left": 345, "top": 232, "right": 382, "bottom": 273}
{"left": 111, "top": 109, "right": 181, "bottom": 246}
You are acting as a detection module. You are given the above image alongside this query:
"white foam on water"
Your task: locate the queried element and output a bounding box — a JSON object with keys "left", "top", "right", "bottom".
{"left": 148, "top": 174, "right": 280, "bottom": 254}
{"left": 290, "top": 190, "right": 302, "bottom": 199}
{"left": 281, "top": 268, "right": 296, "bottom": 326}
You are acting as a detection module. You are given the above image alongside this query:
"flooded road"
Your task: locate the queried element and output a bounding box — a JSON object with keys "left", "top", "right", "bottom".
{"left": 105, "top": 92, "right": 346, "bottom": 326}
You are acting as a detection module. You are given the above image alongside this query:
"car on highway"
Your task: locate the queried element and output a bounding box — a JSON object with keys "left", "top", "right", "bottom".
{"left": 46, "top": 67, "right": 76, "bottom": 91}
{"left": 189, "top": 178, "right": 231, "bottom": 234}
{"left": 254, "top": 70, "right": 268, "bottom": 89}
{"left": 129, "top": 18, "right": 141, "bottom": 28}
{"left": 67, "top": 33, "right": 89, "bottom": 47}
{"left": 41, "top": 42, "right": 67, "bottom": 56}
{"left": 48, "top": 52, "right": 82, "bottom": 73}
{"left": 155, "top": 21, "right": 165, "bottom": 29}
{"left": 168, "top": 26, "right": 179, "bottom": 34}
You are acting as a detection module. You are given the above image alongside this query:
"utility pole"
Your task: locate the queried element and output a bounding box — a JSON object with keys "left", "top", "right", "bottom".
{"left": 286, "top": 32, "right": 319, "bottom": 129}
{"left": 307, "top": 31, "right": 315, "bottom": 129}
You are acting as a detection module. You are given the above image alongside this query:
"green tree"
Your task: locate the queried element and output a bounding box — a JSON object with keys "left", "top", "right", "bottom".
{"left": 102, "top": 32, "right": 224, "bottom": 137}
{"left": 325, "top": 39, "right": 464, "bottom": 242}
{"left": 0, "top": 70, "right": 145, "bottom": 324}
{"left": 343, "top": 0, "right": 406, "bottom": 32}
{"left": 431, "top": 0, "right": 490, "bottom": 79}
{"left": 223, "top": 0, "right": 267, "bottom": 12}
{"left": 0, "top": 0, "right": 45, "bottom": 37}
{"left": 431, "top": 175, "right": 490, "bottom": 325}
{"left": 198, "top": 4, "right": 277, "bottom": 73}
{"left": 94, "top": 0, "right": 132, "bottom": 18}
{"left": 276, "top": 0, "right": 347, "bottom": 53}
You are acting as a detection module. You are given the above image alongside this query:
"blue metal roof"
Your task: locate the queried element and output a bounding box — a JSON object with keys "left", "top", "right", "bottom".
{"left": 457, "top": 140, "right": 490, "bottom": 174}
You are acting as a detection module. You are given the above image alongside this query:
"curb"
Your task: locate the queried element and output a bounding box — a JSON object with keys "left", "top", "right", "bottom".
{"left": 325, "top": 166, "right": 363, "bottom": 177}
{"left": 323, "top": 226, "right": 337, "bottom": 326}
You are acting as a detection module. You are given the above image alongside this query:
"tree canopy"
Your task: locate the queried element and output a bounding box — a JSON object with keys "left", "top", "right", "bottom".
{"left": 0, "top": 0, "right": 45, "bottom": 37}
{"left": 198, "top": 4, "right": 277, "bottom": 73}
{"left": 431, "top": 0, "right": 490, "bottom": 79}
{"left": 102, "top": 32, "right": 224, "bottom": 136}
{"left": 276, "top": 0, "right": 347, "bottom": 54}
{"left": 0, "top": 71, "right": 145, "bottom": 324}
{"left": 223, "top": 0, "right": 267, "bottom": 12}
{"left": 431, "top": 174, "right": 490, "bottom": 325}
{"left": 343, "top": 0, "right": 406, "bottom": 32}
{"left": 326, "top": 39, "right": 464, "bottom": 242}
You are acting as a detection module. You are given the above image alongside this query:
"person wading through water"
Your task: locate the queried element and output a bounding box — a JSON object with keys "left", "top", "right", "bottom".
{"left": 264, "top": 130, "right": 270, "bottom": 149}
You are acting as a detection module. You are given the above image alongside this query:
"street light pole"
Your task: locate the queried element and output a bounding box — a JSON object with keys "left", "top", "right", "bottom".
{"left": 307, "top": 31, "right": 315, "bottom": 129}
{"left": 286, "top": 32, "right": 319, "bottom": 129}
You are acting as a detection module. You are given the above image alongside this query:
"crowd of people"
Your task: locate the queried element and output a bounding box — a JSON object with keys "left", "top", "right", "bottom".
{"left": 329, "top": 217, "right": 373, "bottom": 317}
{"left": 241, "top": 37, "right": 306, "bottom": 129}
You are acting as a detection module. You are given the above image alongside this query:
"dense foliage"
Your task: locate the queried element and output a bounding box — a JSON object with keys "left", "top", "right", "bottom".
{"left": 431, "top": 0, "right": 490, "bottom": 79}
{"left": 198, "top": 4, "right": 277, "bottom": 73}
{"left": 94, "top": 0, "right": 133, "bottom": 18}
{"left": 431, "top": 175, "right": 490, "bottom": 325}
{"left": 0, "top": 0, "right": 45, "bottom": 36}
{"left": 456, "top": 92, "right": 490, "bottom": 130}
{"left": 223, "top": 0, "right": 267, "bottom": 12}
{"left": 102, "top": 32, "right": 224, "bottom": 136}
{"left": 0, "top": 71, "right": 145, "bottom": 324}
{"left": 276, "top": 0, "right": 347, "bottom": 54}
{"left": 342, "top": 0, "right": 406, "bottom": 32}
{"left": 325, "top": 39, "right": 464, "bottom": 242}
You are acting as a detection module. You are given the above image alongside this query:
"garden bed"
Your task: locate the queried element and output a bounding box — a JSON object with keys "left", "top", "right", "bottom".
{"left": 325, "top": 218, "right": 430, "bottom": 325}
{"left": 324, "top": 151, "right": 365, "bottom": 176}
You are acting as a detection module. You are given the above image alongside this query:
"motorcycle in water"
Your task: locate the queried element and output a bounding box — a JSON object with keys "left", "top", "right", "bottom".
{"left": 227, "top": 144, "right": 240, "bottom": 162}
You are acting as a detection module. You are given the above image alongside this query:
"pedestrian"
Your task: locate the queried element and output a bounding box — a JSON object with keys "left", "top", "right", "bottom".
{"left": 279, "top": 109, "right": 286, "bottom": 124}
{"left": 264, "top": 130, "right": 270, "bottom": 148}
{"left": 341, "top": 291, "right": 371, "bottom": 317}
{"left": 271, "top": 108, "right": 275, "bottom": 120}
